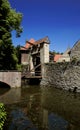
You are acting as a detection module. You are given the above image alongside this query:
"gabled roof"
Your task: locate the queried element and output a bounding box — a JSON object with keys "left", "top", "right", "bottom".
{"left": 72, "top": 40, "right": 80, "bottom": 48}
{"left": 70, "top": 40, "right": 80, "bottom": 52}
{"left": 25, "top": 38, "right": 35, "bottom": 49}
{"left": 34, "top": 36, "right": 50, "bottom": 45}
{"left": 20, "top": 38, "right": 35, "bottom": 50}
{"left": 20, "top": 36, "right": 50, "bottom": 50}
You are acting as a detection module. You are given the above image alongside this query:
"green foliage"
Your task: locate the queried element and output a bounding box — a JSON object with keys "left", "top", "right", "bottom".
{"left": 21, "top": 64, "right": 29, "bottom": 72}
{"left": 50, "top": 50, "right": 63, "bottom": 55}
{"left": 15, "top": 45, "right": 21, "bottom": 64}
{"left": 0, "top": 0, "right": 22, "bottom": 70}
{"left": 0, "top": 0, "right": 22, "bottom": 36}
{"left": 0, "top": 103, "right": 7, "bottom": 130}
{"left": 16, "top": 64, "right": 22, "bottom": 71}
{"left": 13, "top": 45, "right": 21, "bottom": 71}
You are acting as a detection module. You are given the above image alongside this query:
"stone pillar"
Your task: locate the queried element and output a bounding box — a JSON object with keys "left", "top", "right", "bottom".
{"left": 40, "top": 43, "right": 49, "bottom": 78}
{"left": 30, "top": 56, "right": 33, "bottom": 70}
{"left": 40, "top": 43, "right": 49, "bottom": 64}
{"left": 29, "top": 55, "right": 35, "bottom": 75}
{"left": 43, "top": 43, "right": 49, "bottom": 63}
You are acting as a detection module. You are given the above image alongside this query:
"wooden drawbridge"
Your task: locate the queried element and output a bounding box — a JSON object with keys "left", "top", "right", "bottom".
{"left": 21, "top": 64, "right": 42, "bottom": 79}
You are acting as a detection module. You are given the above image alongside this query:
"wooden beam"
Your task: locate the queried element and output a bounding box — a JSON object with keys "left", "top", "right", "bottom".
{"left": 26, "top": 41, "right": 36, "bottom": 46}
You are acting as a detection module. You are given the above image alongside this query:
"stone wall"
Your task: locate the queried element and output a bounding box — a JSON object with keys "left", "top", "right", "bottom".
{"left": 41, "top": 62, "right": 80, "bottom": 92}
{"left": 0, "top": 71, "right": 21, "bottom": 88}
{"left": 70, "top": 40, "right": 80, "bottom": 60}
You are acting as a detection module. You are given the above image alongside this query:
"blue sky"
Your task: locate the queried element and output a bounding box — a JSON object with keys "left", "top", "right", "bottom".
{"left": 9, "top": 0, "right": 80, "bottom": 52}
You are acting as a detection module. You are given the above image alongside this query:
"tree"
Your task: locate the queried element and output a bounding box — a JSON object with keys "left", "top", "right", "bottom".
{"left": 15, "top": 45, "right": 21, "bottom": 64}
{"left": 0, "top": 0, "right": 22, "bottom": 70}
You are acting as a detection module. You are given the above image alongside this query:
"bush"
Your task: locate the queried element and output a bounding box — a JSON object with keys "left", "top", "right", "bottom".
{"left": 0, "top": 103, "right": 7, "bottom": 130}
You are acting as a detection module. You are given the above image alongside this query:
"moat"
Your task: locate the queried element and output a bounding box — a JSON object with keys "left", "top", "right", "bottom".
{"left": 0, "top": 85, "right": 80, "bottom": 130}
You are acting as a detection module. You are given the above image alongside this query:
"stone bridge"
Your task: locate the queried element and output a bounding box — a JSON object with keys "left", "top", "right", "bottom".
{"left": 0, "top": 71, "right": 21, "bottom": 88}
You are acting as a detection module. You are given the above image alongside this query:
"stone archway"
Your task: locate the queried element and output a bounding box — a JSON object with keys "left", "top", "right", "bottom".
{"left": 0, "top": 71, "right": 21, "bottom": 88}
{"left": 0, "top": 81, "right": 11, "bottom": 88}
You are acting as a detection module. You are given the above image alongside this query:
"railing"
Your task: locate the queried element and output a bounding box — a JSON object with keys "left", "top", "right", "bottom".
{"left": 22, "top": 63, "right": 42, "bottom": 78}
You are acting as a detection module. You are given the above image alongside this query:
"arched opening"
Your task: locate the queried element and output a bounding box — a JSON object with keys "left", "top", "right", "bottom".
{"left": 0, "top": 81, "right": 10, "bottom": 95}
{"left": 0, "top": 81, "right": 11, "bottom": 88}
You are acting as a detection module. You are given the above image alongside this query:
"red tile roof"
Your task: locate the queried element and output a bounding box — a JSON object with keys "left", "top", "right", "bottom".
{"left": 25, "top": 38, "right": 35, "bottom": 49}
{"left": 20, "top": 38, "right": 35, "bottom": 50}
{"left": 34, "top": 36, "right": 50, "bottom": 45}
{"left": 20, "top": 36, "right": 49, "bottom": 50}
{"left": 54, "top": 54, "right": 62, "bottom": 62}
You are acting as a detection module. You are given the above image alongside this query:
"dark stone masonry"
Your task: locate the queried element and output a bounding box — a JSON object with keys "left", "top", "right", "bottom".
{"left": 41, "top": 40, "right": 80, "bottom": 92}
{"left": 70, "top": 40, "right": 80, "bottom": 60}
{"left": 41, "top": 62, "right": 80, "bottom": 92}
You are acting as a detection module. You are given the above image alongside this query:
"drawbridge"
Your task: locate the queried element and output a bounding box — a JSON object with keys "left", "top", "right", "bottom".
{"left": 22, "top": 64, "right": 42, "bottom": 80}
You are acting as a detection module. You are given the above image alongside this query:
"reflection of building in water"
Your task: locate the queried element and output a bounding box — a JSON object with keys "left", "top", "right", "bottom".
{"left": 3, "top": 86, "right": 80, "bottom": 130}
{"left": 21, "top": 90, "right": 49, "bottom": 129}
{"left": 0, "top": 88, "right": 21, "bottom": 104}
{"left": 40, "top": 87, "right": 80, "bottom": 130}
{"left": 42, "top": 109, "right": 48, "bottom": 129}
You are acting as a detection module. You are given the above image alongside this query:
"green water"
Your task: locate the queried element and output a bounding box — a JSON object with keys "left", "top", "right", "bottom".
{"left": 0, "top": 85, "right": 80, "bottom": 130}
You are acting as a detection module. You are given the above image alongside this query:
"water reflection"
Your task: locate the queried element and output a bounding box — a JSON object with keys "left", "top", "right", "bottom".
{"left": 0, "top": 87, "right": 10, "bottom": 96}
{"left": 0, "top": 88, "right": 21, "bottom": 104}
{"left": 48, "top": 113, "right": 68, "bottom": 130}
{"left": 41, "top": 87, "right": 80, "bottom": 130}
{"left": 9, "top": 109, "right": 38, "bottom": 130}
{"left": 0, "top": 85, "right": 80, "bottom": 130}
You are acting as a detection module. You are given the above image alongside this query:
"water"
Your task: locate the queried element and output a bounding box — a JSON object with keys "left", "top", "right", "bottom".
{"left": 0, "top": 85, "right": 80, "bottom": 130}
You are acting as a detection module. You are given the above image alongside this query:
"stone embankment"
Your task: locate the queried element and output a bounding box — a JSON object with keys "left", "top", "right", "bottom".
{"left": 41, "top": 62, "right": 80, "bottom": 92}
